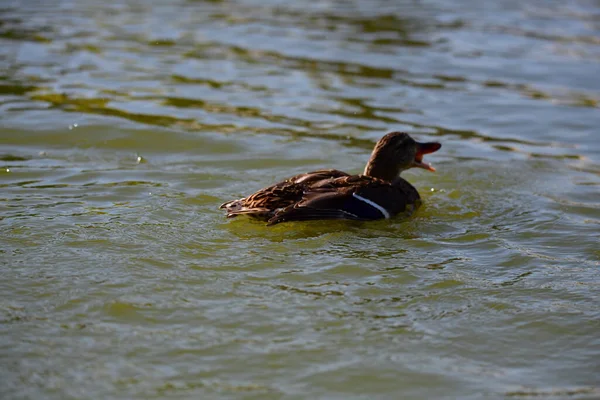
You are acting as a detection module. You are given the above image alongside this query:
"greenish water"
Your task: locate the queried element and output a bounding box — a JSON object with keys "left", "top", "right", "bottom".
{"left": 1, "top": 0, "right": 599, "bottom": 399}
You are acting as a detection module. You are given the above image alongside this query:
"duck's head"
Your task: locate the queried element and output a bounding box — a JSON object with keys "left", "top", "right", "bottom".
{"left": 363, "top": 132, "right": 441, "bottom": 181}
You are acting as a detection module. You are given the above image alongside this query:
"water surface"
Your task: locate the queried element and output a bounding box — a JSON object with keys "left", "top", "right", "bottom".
{"left": 1, "top": 0, "right": 600, "bottom": 399}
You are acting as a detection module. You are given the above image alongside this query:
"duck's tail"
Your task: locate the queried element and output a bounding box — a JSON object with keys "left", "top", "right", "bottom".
{"left": 220, "top": 199, "right": 272, "bottom": 220}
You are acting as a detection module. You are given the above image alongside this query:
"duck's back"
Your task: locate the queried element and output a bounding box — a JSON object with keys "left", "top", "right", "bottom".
{"left": 219, "top": 169, "right": 351, "bottom": 219}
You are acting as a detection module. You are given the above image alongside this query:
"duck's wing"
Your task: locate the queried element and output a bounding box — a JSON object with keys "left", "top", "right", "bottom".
{"left": 220, "top": 169, "right": 351, "bottom": 219}
{"left": 267, "top": 175, "right": 403, "bottom": 225}
{"left": 219, "top": 180, "right": 304, "bottom": 218}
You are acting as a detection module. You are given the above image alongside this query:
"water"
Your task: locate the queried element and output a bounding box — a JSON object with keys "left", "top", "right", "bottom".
{"left": 1, "top": 0, "right": 599, "bottom": 399}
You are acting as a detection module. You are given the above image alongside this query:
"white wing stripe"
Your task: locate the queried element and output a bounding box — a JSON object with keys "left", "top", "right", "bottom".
{"left": 352, "top": 193, "right": 390, "bottom": 219}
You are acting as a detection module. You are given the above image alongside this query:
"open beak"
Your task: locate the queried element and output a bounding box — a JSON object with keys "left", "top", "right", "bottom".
{"left": 413, "top": 142, "right": 442, "bottom": 172}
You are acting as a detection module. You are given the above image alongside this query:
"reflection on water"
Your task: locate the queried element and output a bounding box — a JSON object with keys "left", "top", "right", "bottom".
{"left": 1, "top": 0, "right": 599, "bottom": 399}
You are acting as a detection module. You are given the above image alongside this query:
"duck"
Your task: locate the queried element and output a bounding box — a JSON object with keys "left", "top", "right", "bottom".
{"left": 220, "top": 131, "right": 441, "bottom": 225}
